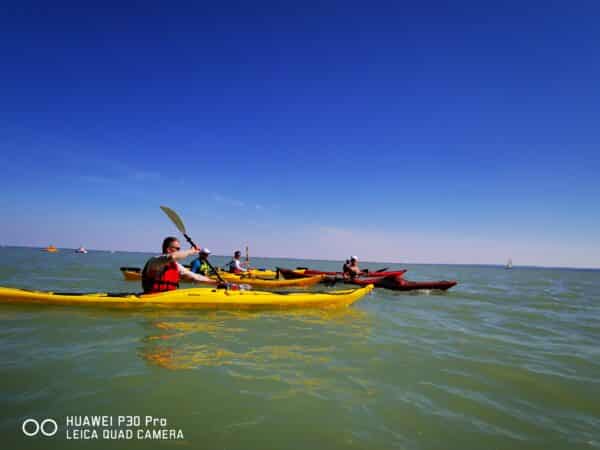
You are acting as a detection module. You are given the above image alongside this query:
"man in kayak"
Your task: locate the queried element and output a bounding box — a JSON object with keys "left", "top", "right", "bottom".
{"left": 227, "top": 250, "right": 248, "bottom": 273}
{"left": 190, "top": 248, "right": 214, "bottom": 276}
{"left": 344, "top": 256, "right": 362, "bottom": 279}
{"left": 142, "top": 237, "right": 224, "bottom": 293}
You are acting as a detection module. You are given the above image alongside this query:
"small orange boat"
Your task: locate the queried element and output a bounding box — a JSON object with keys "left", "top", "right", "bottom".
{"left": 44, "top": 245, "right": 58, "bottom": 253}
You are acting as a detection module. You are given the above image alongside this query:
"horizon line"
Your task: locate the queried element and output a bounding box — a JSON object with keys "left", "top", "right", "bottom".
{"left": 3, "top": 245, "right": 599, "bottom": 271}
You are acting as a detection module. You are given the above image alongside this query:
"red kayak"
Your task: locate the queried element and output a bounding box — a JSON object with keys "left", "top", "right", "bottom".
{"left": 287, "top": 268, "right": 407, "bottom": 278}
{"left": 348, "top": 275, "right": 457, "bottom": 291}
{"left": 276, "top": 268, "right": 313, "bottom": 279}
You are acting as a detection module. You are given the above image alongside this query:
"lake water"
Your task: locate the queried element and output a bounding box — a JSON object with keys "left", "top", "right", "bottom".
{"left": 1, "top": 247, "right": 598, "bottom": 449}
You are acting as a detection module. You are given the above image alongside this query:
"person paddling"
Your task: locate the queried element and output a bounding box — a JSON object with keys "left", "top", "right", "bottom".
{"left": 190, "top": 248, "right": 214, "bottom": 276}
{"left": 342, "top": 259, "right": 351, "bottom": 276}
{"left": 227, "top": 250, "right": 248, "bottom": 274}
{"left": 142, "top": 237, "right": 224, "bottom": 293}
{"left": 345, "top": 256, "right": 362, "bottom": 279}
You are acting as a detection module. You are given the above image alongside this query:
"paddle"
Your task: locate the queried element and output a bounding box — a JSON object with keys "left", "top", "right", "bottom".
{"left": 159, "top": 206, "right": 227, "bottom": 284}
{"left": 358, "top": 267, "right": 389, "bottom": 275}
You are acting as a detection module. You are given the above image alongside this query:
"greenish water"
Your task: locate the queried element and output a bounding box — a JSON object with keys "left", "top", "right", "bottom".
{"left": 0, "top": 247, "right": 599, "bottom": 449}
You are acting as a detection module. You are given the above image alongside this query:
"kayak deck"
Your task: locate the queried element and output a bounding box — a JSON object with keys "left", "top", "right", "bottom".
{"left": 216, "top": 272, "right": 324, "bottom": 287}
{"left": 348, "top": 275, "right": 457, "bottom": 291}
{"left": 0, "top": 285, "right": 374, "bottom": 310}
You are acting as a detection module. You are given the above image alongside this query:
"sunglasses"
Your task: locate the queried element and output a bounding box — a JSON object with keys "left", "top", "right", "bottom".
{"left": 169, "top": 246, "right": 181, "bottom": 251}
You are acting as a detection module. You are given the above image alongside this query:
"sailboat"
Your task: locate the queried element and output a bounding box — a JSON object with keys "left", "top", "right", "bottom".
{"left": 505, "top": 258, "right": 513, "bottom": 269}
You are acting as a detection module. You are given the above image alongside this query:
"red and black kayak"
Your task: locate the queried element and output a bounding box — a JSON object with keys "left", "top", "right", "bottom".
{"left": 276, "top": 268, "right": 313, "bottom": 279}
{"left": 304, "top": 268, "right": 407, "bottom": 277}
{"left": 347, "top": 275, "right": 457, "bottom": 291}
{"left": 277, "top": 267, "right": 407, "bottom": 279}
{"left": 278, "top": 268, "right": 455, "bottom": 291}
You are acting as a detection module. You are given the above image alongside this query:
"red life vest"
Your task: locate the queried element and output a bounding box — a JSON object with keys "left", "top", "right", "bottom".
{"left": 142, "top": 260, "right": 180, "bottom": 293}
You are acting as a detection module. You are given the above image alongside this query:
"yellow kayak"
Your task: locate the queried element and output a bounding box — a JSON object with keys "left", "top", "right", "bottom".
{"left": 121, "top": 269, "right": 144, "bottom": 281}
{"left": 0, "top": 285, "right": 373, "bottom": 310}
{"left": 119, "top": 268, "right": 323, "bottom": 288}
{"left": 216, "top": 268, "right": 278, "bottom": 279}
{"left": 212, "top": 272, "right": 324, "bottom": 288}
{"left": 241, "top": 268, "right": 278, "bottom": 279}
{"left": 44, "top": 245, "right": 58, "bottom": 253}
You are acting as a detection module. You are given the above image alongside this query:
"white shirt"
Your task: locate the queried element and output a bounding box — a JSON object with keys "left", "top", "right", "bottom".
{"left": 230, "top": 258, "right": 247, "bottom": 272}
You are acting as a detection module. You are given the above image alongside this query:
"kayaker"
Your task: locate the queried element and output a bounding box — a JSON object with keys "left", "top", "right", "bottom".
{"left": 227, "top": 250, "right": 248, "bottom": 273}
{"left": 342, "top": 260, "right": 350, "bottom": 276}
{"left": 141, "top": 237, "right": 225, "bottom": 293}
{"left": 190, "top": 248, "right": 213, "bottom": 276}
{"left": 346, "top": 256, "right": 362, "bottom": 279}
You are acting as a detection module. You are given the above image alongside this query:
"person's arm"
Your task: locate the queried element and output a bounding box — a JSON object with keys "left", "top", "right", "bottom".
{"left": 178, "top": 263, "right": 218, "bottom": 285}
{"left": 170, "top": 248, "right": 199, "bottom": 262}
{"left": 145, "top": 248, "right": 199, "bottom": 272}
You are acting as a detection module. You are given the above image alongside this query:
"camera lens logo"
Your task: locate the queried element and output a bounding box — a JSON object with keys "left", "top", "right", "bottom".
{"left": 22, "top": 418, "right": 58, "bottom": 437}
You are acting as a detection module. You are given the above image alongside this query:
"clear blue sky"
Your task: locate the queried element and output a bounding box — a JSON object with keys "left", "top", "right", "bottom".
{"left": 1, "top": 1, "right": 599, "bottom": 267}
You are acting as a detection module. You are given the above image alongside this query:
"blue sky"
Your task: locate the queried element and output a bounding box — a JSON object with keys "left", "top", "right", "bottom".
{"left": 1, "top": 1, "right": 599, "bottom": 267}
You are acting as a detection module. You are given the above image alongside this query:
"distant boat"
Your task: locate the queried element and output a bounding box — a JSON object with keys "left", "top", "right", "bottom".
{"left": 505, "top": 258, "right": 513, "bottom": 269}
{"left": 44, "top": 245, "right": 58, "bottom": 253}
{"left": 75, "top": 247, "right": 88, "bottom": 254}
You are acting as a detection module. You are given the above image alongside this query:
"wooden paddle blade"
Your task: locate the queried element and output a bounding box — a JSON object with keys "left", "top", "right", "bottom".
{"left": 160, "top": 206, "right": 187, "bottom": 234}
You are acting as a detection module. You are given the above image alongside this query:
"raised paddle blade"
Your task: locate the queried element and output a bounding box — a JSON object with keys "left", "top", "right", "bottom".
{"left": 160, "top": 205, "right": 197, "bottom": 248}
{"left": 160, "top": 206, "right": 187, "bottom": 234}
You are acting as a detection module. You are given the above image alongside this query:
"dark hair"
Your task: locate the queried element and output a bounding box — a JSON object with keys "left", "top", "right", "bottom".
{"left": 234, "top": 250, "right": 241, "bottom": 257}
{"left": 162, "top": 236, "right": 179, "bottom": 253}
